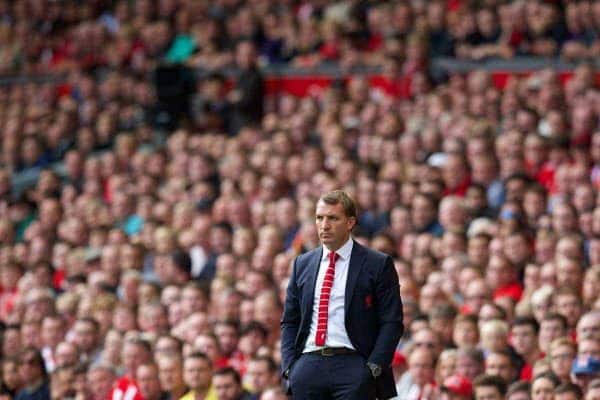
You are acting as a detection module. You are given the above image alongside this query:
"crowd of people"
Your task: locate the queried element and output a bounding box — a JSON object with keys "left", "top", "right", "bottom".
{"left": 2, "top": 0, "right": 600, "bottom": 76}
{"left": 1, "top": 1, "right": 600, "bottom": 400}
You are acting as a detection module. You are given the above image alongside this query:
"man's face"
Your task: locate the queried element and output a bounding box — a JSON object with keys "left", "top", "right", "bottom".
{"left": 554, "top": 294, "right": 582, "bottom": 327}
{"left": 586, "top": 386, "right": 600, "bottom": 400}
{"left": 511, "top": 325, "right": 537, "bottom": 356}
{"left": 245, "top": 360, "right": 272, "bottom": 393}
{"left": 440, "top": 392, "right": 471, "bottom": 400}
{"left": 486, "top": 256, "right": 512, "bottom": 289}
{"left": 579, "top": 339, "right": 600, "bottom": 359}
{"left": 455, "top": 356, "right": 482, "bottom": 381}
{"left": 550, "top": 344, "right": 575, "bottom": 379}
{"left": 507, "top": 391, "right": 530, "bottom": 400}
{"left": 137, "top": 365, "right": 162, "bottom": 400}
{"left": 87, "top": 368, "right": 115, "bottom": 400}
{"left": 412, "top": 196, "right": 435, "bottom": 229}
{"left": 157, "top": 357, "right": 184, "bottom": 392}
{"left": 315, "top": 200, "right": 355, "bottom": 251}
{"left": 539, "top": 320, "right": 565, "bottom": 352}
{"left": 474, "top": 386, "right": 503, "bottom": 400}
{"left": 485, "top": 353, "right": 513, "bottom": 383}
{"left": 554, "top": 393, "right": 578, "bottom": 400}
{"left": 55, "top": 342, "right": 78, "bottom": 368}
{"left": 183, "top": 357, "right": 212, "bottom": 392}
{"left": 408, "top": 349, "right": 434, "bottom": 387}
{"left": 578, "top": 314, "right": 600, "bottom": 340}
{"left": 71, "top": 321, "right": 97, "bottom": 352}
{"left": 213, "top": 373, "right": 242, "bottom": 400}
{"left": 122, "top": 343, "right": 149, "bottom": 375}
{"left": 41, "top": 318, "right": 64, "bottom": 348}
{"left": 18, "top": 352, "right": 42, "bottom": 383}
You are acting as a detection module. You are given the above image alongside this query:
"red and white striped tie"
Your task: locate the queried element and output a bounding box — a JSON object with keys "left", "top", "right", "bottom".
{"left": 315, "top": 251, "right": 339, "bottom": 346}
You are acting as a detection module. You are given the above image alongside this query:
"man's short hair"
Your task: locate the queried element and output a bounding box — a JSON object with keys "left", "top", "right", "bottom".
{"left": 506, "top": 380, "right": 530, "bottom": 397}
{"left": 430, "top": 303, "right": 457, "bottom": 320}
{"left": 511, "top": 316, "right": 539, "bottom": 333}
{"left": 473, "top": 374, "right": 507, "bottom": 396}
{"left": 318, "top": 190, "right": 357, "bottom": 218}
{"left": 588, "top": 378, "right": 600, "bottom": 391}
{"left": 249, "top": 355, "right": 277, "bottom": 372}
{"left": 554, "top": 382, "right": 583, "bottom": 397}
{"left": 241, "top": 321, "right": 268, "bottom": 338}
{"left": 214, "top": 366, "right": 241, "bottom": 384}
{"left": 542, "top": 313, "right": 568, "bottom": 330}
{"left": 456, "top": 347, "right": 485, "bottom": 365}
{"left": 171, "top": 249, "right": 192, "bottom": 276}
{"left": 184, "top": 352, "right": 212, "bottom": 367}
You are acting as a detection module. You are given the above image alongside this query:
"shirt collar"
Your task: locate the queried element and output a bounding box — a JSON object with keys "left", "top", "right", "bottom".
{"left": 323, "top": 237, "right": 353, "bottom": 261}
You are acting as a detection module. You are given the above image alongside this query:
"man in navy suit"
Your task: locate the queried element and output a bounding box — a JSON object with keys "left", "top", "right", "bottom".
{"left": 281, "top": 190, "right": 403, "bottom": 399}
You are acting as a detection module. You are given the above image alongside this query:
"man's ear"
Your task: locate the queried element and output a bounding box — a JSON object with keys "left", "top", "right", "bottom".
{"left": 348, "top": 217, "right": 357, "bottom": 231}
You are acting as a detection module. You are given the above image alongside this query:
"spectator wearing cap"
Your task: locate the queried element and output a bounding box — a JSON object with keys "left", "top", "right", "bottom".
{"left": 441, "top": 374, "right": 473, "bottom": 400}
{"left": 572, "top": 355, "right": 600, "bottom": 392}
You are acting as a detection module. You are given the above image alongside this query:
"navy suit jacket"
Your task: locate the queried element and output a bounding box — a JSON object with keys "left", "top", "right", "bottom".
{"left": 280, "top": 241, "right": 403, "bottom": 399}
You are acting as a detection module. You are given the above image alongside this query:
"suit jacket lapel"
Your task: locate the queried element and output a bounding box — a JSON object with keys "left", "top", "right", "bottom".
{"left": 304, "top": 247, "right": 323, "bottom": 320}
{"left": 345, "top": 241, "right": 366, "bottom": 315}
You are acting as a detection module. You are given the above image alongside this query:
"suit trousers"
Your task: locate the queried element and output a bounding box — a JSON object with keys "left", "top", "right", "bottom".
{"left": 288, "top": 352, "right": 377, "bottom": 400}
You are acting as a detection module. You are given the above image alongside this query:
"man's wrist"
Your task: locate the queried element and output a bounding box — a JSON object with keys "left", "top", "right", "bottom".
{"left": 366, "top": 362, "right": 382, "bottom": 378}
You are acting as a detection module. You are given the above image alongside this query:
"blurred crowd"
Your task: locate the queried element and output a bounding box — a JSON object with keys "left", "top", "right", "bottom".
{"left": 2, "top": 0, "right": 600, "bottom": 76}
{"left": 1, "top": 1, "right": 600, "bottom": 400}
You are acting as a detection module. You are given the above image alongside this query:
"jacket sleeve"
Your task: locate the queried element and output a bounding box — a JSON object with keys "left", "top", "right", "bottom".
{"left": 280, "top": 256, "right": 301, "bottom": 376}
{"left": 368, "top": 255, "right": 403, "bottom": 367}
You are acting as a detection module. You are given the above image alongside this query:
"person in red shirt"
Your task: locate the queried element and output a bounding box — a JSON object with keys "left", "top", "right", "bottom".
{"left": 486, "top": 255, "right": 523, "bottom": 303}
{"left": 510, "top": 317, "right": 542, "bottom": 381}
{"left": 442, "top": 154, "right": 472, "bottom": 197}
{"left": 110, "top": 337, "right": 152, "bottom": 400}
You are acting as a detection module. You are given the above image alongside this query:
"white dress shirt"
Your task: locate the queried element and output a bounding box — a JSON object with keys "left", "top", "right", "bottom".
{"left": 304, "top": 237, "right": 355, "bottom": 352}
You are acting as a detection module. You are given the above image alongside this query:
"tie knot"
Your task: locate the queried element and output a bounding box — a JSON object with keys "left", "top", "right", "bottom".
{"left": 328, "top": 251, "right": 339, "bottom": 264}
